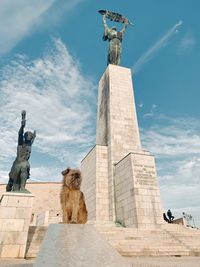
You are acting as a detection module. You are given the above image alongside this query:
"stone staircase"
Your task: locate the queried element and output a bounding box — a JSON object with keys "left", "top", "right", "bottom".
{"left": 25, "top": 226, "right": 47, "bottom": 259}
{"left": 93, "top": 223, "right": 200, "bottom": 257}
{"left": 24, "top": 223, "right": 200, "bottom": 259}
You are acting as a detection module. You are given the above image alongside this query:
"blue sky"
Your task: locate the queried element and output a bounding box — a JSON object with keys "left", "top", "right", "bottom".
{"left": 0, "top": 0, "right": 200, "bottom": 226}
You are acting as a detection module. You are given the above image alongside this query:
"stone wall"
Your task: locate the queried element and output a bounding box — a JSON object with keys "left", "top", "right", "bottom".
{"left": 81, "top": 145, "right": 109, "bottom": 221}
{"left": 0, "top": 192, "right": 34, "bottom": 258}
{"left": 0, "top": 182, "right": 62, "bottom": 225}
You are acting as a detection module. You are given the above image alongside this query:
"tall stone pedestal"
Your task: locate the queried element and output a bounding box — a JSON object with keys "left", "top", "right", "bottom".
{"left": 81, "top": 65, "right": 163, "bottom": 228}
{"left": 0, "top": 192, "right": 34, "bottom": 258}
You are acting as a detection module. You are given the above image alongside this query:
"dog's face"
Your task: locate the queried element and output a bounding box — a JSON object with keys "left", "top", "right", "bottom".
{"left": 61, "top": 168, "right": 82, "bottom": 190}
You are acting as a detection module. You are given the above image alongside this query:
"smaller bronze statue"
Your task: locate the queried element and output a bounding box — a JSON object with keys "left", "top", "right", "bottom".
{"left": 99, "top": 10, "right": 132, "bottom": 66}
{"left": 6, "top": 110, "right": 36, "bottom": 192}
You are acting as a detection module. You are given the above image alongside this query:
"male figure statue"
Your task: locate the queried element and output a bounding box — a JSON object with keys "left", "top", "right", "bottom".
{"left": 102, "top": 11, "right": 129, "bottom": 65}
{"left": 6, "top": 111, "right": 36, "bottom": 192}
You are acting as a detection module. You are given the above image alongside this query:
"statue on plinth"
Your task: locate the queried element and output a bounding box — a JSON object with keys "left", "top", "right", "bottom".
{"left": 6, "top": 110, "right": 36, "bottom": 192}
{"left": 99, "top": 10, "right": 132, "bottom": 65}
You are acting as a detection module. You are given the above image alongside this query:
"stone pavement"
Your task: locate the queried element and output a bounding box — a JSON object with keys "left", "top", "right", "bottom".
{"left": 0, "top": 259, "right": 33, "bottom": 267}
{"left": 1, "top": 256, "right": 200, "bottom": 267}
{"left": 125, "top": 256, "right": 200, "bottom": 267}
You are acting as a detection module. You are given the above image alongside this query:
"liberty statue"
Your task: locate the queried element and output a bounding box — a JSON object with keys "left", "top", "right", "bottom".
{"left": 99, "top": 10, "right": 132, "bottom": 65}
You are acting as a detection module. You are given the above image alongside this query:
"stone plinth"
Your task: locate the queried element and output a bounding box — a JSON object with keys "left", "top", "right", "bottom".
{"left": 81, "top": 145, "right": 109, "bottom": 221}
{"left": 96, "top": 64, "right": 141, "bottom": 153}
{"left": 115, "top": 152, "right": 163, "bottom": 228}
{"left": 96, "top": 65, "right": 142, "bottom": 221}
{"left": 33, "top": 224, "right": 130, "bottom": 267}
{"left": 0, "top": 192, "right": 34, "bottom": 258}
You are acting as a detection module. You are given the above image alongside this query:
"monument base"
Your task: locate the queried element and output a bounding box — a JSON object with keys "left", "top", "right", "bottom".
{"left": 0, "top": 192, "right": 34, "bottom": 258}
{"left": 33, "top": 224, "right": 131, "bottom": 267}
{"left": 115, "top": 151, "right": 163, "bottom": 228}
{"left": 81, "top": 65, "right": 164, "bottom": 227}
{"left": 81, "top": 145, "right": 110, "bottom": 221}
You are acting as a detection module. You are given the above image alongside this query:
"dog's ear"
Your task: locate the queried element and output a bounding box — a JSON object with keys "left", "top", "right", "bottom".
{"left": 61, "top": 167, "right": 70, "bottom": 176}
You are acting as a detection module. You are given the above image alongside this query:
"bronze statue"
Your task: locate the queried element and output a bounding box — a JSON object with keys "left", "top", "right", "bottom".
{"left": 6, "top": 111, "right": 36, "bottom": 192}
{"left": 99, "top": 10, "right": 132, "bottom": 65}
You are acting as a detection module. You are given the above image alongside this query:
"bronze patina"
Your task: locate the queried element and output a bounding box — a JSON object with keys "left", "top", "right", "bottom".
{"left": 6, "top": 110, "right": 36, "bottom": 193}
{"left": 99, "top": 10, "right": 132, "bottom": 65}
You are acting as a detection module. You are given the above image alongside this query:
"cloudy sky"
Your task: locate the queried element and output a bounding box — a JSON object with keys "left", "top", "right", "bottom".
{"left": 0, "top": 0, "right": 200, "bottom": 226}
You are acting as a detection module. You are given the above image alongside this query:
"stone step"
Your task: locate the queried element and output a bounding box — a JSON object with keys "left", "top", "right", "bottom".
{"left": 96, "top": 225, "right": 200, "bottom": 257}
{"left": 104, "top": 235, "right": 175, "bottom": 241}
{"left": 24, "top": 224, "right": 200, "bottom": 259}
{"left": 121, "top": 251, "right": 191, "bottom": 257}
{"left": 33, "top": 224, "right": 131, "bottom": 267}
{"left": 25, "top": 226, "right": 47, "bottom": 259}
{"left": 162, "top": 225, "right": 200, "bottom": 232}
{"left": 124, "top": 256, "right": 200, "bottom": 267}
{"left": 117, "top": 244, "right": 191, "bottom": 250}
{"left": 0, "top": 259, "right": 34, "bottom": 267}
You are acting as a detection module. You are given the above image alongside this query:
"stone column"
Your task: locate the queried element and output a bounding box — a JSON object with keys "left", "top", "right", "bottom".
{"left": 0, "top": 192, "right": 34, "bottom": 258}
{"left": 96, "top": 64, "right": 141, "bottom": 155}
{"left": 82, "top": 64, "right": 163, "bottom": 227}
{"left": 96, "top": 65, "right": 141, "bottom": 221}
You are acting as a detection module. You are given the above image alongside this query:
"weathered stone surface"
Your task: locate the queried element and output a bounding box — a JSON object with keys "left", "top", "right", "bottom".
{"left": 0, "top": 183, "right": 63, "bottom": 226}
{"left": 0, "top": 192, "right": 34, "bottom": 258}
{"left": 0, "top": 259, "right": 34, "bottom": 266}
{"left": 25, "top": 223, "right": 200, "bottom": 260}
{"left": 115, "top": 152, "right": 163, "bottom": 228}
{"left": 96, "top": 65, "right": 141, "bottom": 152}
{"left": 81, "top": 65, "right": 163, "bottom": 227}
{"left": 81, "top": 145, "right": 109, "bottom": 221}
{"left": 33, "top": 224, "right": 130, "bottom": 267}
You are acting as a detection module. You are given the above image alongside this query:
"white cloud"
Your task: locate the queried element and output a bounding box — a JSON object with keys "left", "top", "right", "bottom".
{"left": 138, "top": 103, "right": 144, "bottom": 108}
{"left": 172, "top": 206, "right": 200, "bottom": 228}
{"left": 160, "top": 181, "right": 200, "bottom": 227}
{"left": 29, "top": 166, "right": 62, "bottom": 182}
{"left": 133, "top": 21, "right": 183, "bottom": 73}
{"left": 141, "top": 117, "right": 200, "bottom": 157}
{"left": 143, "top": 104, "right": 157, "bottom": 118}
{"left": 42, "top": 0, "right": 83, "bottom": 26}
{"left": 0, "top": 38, "right": 96, "bottom": 182}
{"left": 0, "top": 170, "right": 10, "bottom": 184}
{"left": 0, "top": 0, "right": 54, "bottom": 54}
{"left": 178, "top": 31, "right": 196, "bottom": 54}
{"left": 141, "top": 115, "right": 200, "bottom": 226}
{"left": 0, "top": 0, "right": 82, "bottom": 54}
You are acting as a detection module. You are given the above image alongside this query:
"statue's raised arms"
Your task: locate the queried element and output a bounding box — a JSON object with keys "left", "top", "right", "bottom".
{"left": 6, "top": 110, "right": 36, "bottom": 193}
{"left": 99, "top": 10, "right": 133, "bottom": 66}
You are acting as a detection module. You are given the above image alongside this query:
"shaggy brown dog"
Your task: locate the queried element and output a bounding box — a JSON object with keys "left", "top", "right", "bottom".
{"left": 60, "top": 167, "right": 88, "bottom": 224}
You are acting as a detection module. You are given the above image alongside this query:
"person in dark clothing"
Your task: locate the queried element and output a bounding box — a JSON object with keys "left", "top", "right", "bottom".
{"left": 167, "top": 209, "right": 174, "bottom": 223}
{"left": 163, "top": 213, "right": 170, "bottom": 223}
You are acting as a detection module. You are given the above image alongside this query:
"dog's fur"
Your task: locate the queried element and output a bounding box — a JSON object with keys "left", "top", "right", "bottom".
{"left": 60, "top": 167, "right": 88, "bottom": 224}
